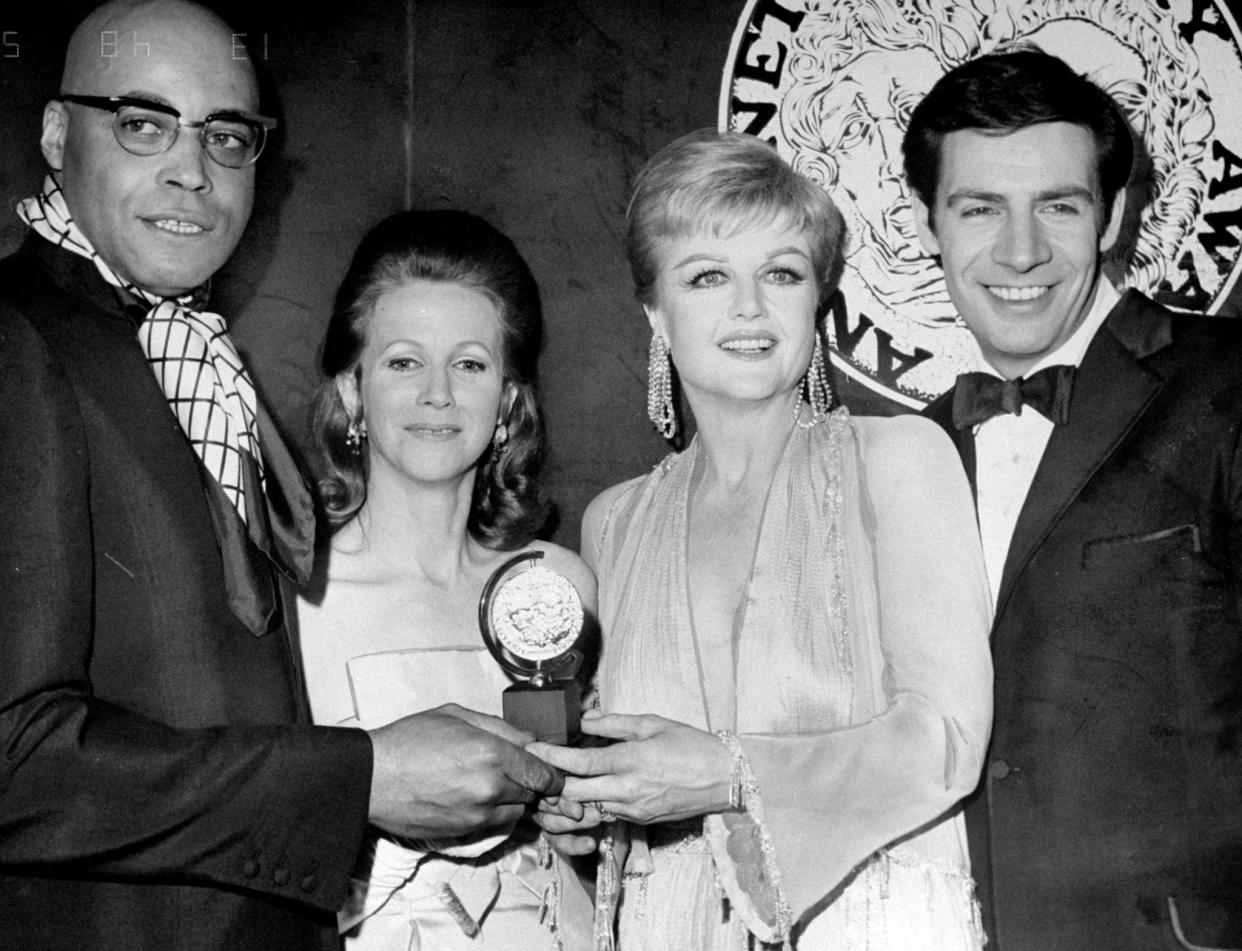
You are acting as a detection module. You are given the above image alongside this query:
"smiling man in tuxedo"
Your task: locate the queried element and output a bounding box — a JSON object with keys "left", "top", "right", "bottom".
{"left": 909, "top": 48, "right": 1242, "bottom": 951}
{"left": 0, "top": 2, "right": 561, "bottom": 949}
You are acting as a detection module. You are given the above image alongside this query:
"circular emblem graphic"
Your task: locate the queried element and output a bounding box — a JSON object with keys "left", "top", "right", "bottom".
{"left": 721, "top": 0, "right": 1242, "bottom": 406}
{"left": 489, "top": 564, "right": 583, "bottom": 662}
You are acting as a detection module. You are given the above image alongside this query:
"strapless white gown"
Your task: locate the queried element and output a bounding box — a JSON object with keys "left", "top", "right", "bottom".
{"left": 302, "top": 642, "right": 592, "bottom": 951}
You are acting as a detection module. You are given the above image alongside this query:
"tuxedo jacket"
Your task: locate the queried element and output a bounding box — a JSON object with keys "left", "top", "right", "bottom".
{"left": 0, "top": 237, "right": 373, "bottom": 950}
{"left": 927, "top": 290, "right": 1242, "bottom": 950}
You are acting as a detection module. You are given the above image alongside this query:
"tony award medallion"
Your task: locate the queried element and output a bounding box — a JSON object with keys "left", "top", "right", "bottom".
{"left": 478, "top": 550, "right": 585, "bottom": 744}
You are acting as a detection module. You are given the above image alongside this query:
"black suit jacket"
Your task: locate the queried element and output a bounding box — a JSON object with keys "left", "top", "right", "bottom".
{"left": 927, "top": 290, "right": 1242, "bottom": 950}
{"left": 0, "top": 237, "right": 373, "bottom": 950}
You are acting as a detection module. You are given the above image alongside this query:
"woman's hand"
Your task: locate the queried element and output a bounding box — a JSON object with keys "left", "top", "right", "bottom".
{"left": 528, "top": 713, "right": 732, "bottom": 825}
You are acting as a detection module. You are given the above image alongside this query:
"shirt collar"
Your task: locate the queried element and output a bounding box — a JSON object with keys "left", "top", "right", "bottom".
{"left": 969, "top": 277, "right": 1120, "bottom": 377}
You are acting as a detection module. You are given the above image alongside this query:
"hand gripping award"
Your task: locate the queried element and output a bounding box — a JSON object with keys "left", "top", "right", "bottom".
{"left": 478, "top": 551, "right": 586, "bottom": 744}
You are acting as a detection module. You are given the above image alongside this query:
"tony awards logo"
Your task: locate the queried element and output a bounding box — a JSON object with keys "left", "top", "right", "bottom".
{"left": 478, "top": 550, "right": 585, "bottom": 744}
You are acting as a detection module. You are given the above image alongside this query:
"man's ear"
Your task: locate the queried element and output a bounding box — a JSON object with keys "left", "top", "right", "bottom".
{"left": 1098, "top": 188, "right": 1127, "bottom": 254}
{"left": 41, "top": 101, "right": 68, "bottom": 171}
{"left": 335, "top": 370, "right": 360, "bottom": 418}
{"left": 911, "top": 192, "right": 941, "bottom": 256}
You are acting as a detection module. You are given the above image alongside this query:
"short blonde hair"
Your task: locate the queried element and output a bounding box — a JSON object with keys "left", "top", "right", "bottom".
{"left": 626, "top": 129, "right": 845, "bottom": 307}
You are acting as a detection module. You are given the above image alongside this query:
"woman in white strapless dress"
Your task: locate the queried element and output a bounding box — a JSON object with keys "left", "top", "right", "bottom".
{"left": 533, "top": 131, "right": 993, "bottom": 950}
{"left": 297, "top": 210, "right": 594, "bottom": 950}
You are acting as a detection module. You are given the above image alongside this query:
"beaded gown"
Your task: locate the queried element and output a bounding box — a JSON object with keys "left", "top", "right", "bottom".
{"left": 589, "top": 412, "right": 993, "bottom": 949}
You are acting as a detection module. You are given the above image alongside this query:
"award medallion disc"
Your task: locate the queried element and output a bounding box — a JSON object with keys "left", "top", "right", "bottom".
{"left": 479, "top": 551, "right": 585, "bottom": 743}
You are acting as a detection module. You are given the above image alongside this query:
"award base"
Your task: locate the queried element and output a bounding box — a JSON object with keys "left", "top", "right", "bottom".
{"left": 502, "top": 679, "right": 581, "bottom": 745}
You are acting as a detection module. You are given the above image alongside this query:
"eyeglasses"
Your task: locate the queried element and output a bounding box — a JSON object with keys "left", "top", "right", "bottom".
{"left": 59, "top": 94, "right": 278, "bottom": 168}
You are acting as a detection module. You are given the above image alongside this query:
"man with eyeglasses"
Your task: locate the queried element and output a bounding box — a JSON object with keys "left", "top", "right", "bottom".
{"left": 57, "top": 93, "right": 278, "bottom": 170}
{"left": 0, "top": 2, "right": 563, "bottom": 949}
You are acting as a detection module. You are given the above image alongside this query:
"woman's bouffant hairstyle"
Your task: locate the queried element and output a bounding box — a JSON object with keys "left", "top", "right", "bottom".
{"left": 311, "top": 209, "right": 550, "bottom": 549}
{"left": 626, "top": 129, "right": 846, "bottom": 308}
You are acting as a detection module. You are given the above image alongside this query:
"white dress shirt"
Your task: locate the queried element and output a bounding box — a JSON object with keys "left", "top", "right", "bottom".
{"left": 971, "top": 279, "right": 1120, "bottom": 605}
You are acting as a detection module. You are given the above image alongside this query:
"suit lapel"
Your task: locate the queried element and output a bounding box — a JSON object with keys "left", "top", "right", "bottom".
{"left": 995, "top": 291, "right": 1173, "bottom": 619}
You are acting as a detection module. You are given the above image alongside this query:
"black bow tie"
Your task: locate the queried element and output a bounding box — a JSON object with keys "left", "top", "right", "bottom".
{"left": 951, "top": 365, "right": 1075, "bottom": 430}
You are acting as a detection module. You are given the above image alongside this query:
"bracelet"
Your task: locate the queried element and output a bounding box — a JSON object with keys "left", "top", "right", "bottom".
{"left": 712, "top": 729, "right": 793, "bottom": 938}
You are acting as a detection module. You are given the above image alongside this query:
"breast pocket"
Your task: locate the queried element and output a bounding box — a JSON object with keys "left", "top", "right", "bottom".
{"left": 1083, "top": 526, "right": 1227, "bottom": 615}
{"left": 1081, "top": 521, "right": 1230, "bottom": 633}
{"left": 1081, "top": 523, "right": 1202, "bottom": 571}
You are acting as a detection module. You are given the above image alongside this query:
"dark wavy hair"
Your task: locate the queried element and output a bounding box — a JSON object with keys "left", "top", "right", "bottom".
{"left": 902, "top": 48, "right": 1133, "bottom": 232}
{"left": 311, "top": 209, "right": 550, "bottom": 548}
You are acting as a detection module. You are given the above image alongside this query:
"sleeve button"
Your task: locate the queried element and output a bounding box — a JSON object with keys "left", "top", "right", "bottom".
{"left": 300, "top": 874, "right": 319, "bottom": 893}
{"left": 242, "top": 860, "right": 260, "bottom": 879}
{"left": 273, "top": 867, "right": 290, "bottom": 886}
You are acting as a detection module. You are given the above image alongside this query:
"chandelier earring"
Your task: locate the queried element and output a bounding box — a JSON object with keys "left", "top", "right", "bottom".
{"left": 795, "top": 333, "right": 832, "bottom": 429}
{"left": 647, "top": 333, "right": 676, "bottom": 439}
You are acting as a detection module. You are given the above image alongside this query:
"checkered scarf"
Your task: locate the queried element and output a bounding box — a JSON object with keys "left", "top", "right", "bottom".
{"left": 18, "top": 175, "right": 264, "bottom": 523}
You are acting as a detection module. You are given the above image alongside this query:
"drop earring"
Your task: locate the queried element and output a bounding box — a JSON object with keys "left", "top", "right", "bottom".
{"left": 345, "top": 417, "right": 368, "bottom": 456}
{"left": 795, "top": 333, "right": 832, "bottom": 428}
{"left": 492, "top": 420, "right": 509, "bottom": 461}
{"left": 647, "top": 334, "right": 676, "bottom": 439}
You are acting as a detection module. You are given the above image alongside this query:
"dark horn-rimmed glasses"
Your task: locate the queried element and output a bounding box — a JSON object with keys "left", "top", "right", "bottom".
{"left": 59, "top": 94, "right": 278, "bottom": 169}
